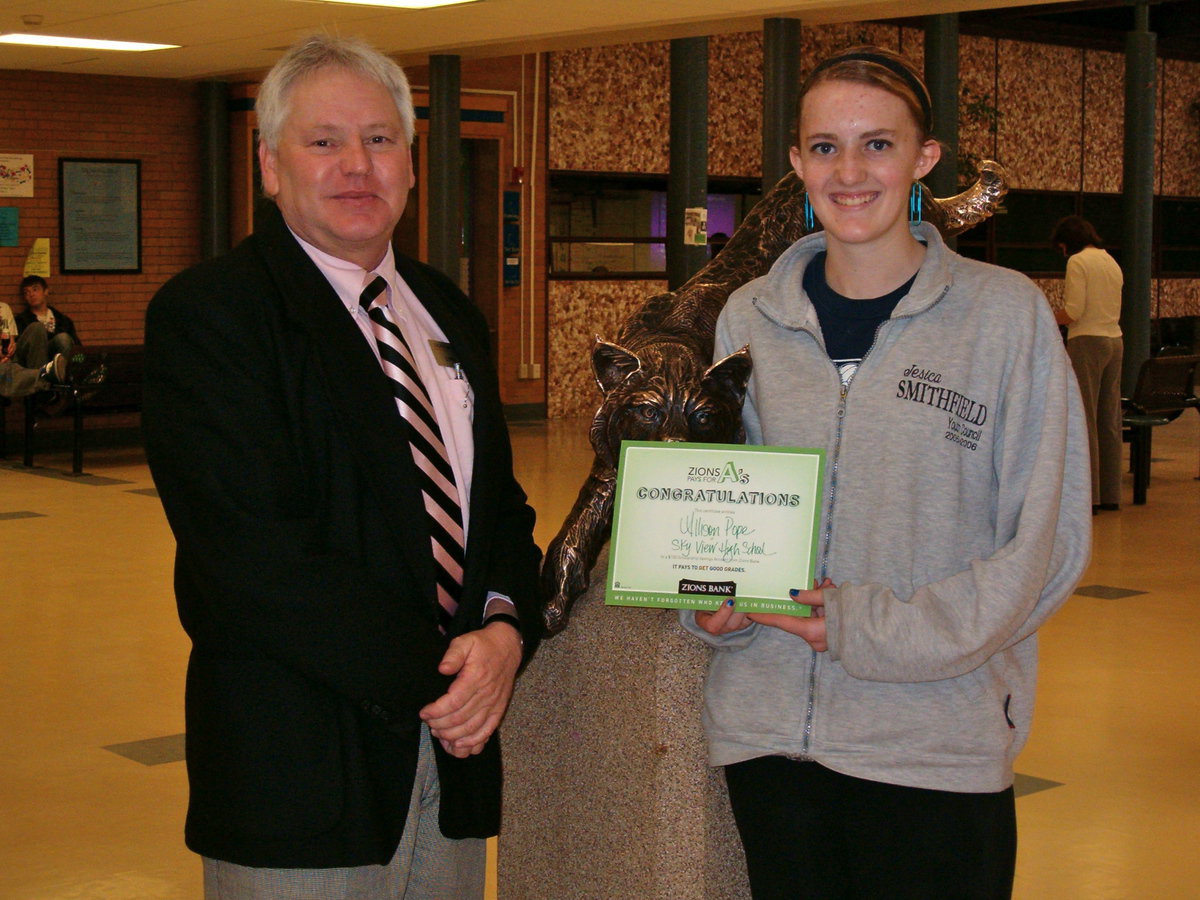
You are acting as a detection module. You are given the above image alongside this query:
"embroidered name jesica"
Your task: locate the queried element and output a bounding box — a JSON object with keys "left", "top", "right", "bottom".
{"left": 895, "top": 363, "right": 990, "bottom": 451}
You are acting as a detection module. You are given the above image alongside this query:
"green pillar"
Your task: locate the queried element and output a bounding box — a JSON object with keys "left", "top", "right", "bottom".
{"left": 1121, "top": 3, "right": 1155, "bottom": 393}
{"left": 429, "top": 54, "right": 462, "bottom": 285}
{"left": 762, "top": 18, "right": 801, "bottom": 195}
{"left": 667, "top": 37, "right": 709, "bottom": 291}
{"left": 200, "top": 81, "right": 230, "bottom": 260}
{"left": 923, "top": 15, "right": 960, "bottom": 200}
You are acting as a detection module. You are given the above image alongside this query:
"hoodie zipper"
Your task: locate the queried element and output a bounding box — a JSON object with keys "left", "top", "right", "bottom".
{"left": 799, "top": 375, "right": 847, "bottom": 758}
{"left": 812, "top": 282, "right": 950, "bottom": 582}
{"left": 756, "top": 281, "right": 951, "bottom": 758}
{"left": 800, "top": 313, "right": 890, "bottom": 757}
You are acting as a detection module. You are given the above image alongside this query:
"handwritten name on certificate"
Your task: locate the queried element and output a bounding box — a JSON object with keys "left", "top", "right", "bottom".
{"left": 605, "top": 442, "right": 824, "bottom": 616}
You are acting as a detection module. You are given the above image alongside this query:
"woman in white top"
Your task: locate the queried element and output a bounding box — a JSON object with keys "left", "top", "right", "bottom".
{"left": 1052, "top": 215, "right": 1124, "bottom": 512}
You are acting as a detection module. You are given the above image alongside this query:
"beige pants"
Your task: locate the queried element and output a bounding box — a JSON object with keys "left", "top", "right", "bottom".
{"left": 1067, "top": 334, "right": 1124, "bottom": 506}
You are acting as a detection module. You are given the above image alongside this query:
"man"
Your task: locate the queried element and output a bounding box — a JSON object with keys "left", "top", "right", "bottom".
{"left": 2, "top": 297, "right": 66, "bottom": 397}
{"left": 142, "top": 34, "right": 541, "bottom": 898}
{"left": 15, "top": 275, "right": 78, "bottom": 369}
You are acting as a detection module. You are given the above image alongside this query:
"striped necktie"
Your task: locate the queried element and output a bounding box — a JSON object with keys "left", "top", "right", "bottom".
{"left": 360, "top": 274, "right": 465, "bottom": 633}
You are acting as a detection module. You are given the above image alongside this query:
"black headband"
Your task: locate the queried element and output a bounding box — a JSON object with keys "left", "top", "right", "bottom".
{"left": 808, "top": 51, "right": 933, "bottom": 133}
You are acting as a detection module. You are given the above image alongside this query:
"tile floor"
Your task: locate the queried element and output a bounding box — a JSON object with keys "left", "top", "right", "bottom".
{"left": 1, "top": 410, "right": 1197, "bottom": 898}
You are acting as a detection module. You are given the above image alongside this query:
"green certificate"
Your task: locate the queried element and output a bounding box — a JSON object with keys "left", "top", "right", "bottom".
{"left": 606, "top": 441, "right": 825, "bottom": 616}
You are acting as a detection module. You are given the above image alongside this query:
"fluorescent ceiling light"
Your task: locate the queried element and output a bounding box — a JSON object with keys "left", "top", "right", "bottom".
{"left": 0, "top": 33, "right": 178, "bottom": 52}
{"left": 310, "top": 0, "right": 480, "bottom": 8}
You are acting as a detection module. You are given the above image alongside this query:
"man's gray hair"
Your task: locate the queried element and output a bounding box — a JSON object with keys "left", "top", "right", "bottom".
{"left": 256, "top": 34, "right": 415, "bottom": 150}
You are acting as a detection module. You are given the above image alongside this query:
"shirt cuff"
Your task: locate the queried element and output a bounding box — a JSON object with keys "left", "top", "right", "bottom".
{"left": 483, "top": 593, "right": 517, "bottom": 624}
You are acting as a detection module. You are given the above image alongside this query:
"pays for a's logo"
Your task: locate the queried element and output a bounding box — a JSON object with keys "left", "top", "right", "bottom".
{"left": 718, "top": 461, "right": 747, "bottom": 484}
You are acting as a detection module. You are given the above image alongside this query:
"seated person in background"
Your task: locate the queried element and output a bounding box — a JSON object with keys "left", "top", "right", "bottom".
{"left": 0, "top": 352, "right": 66, "bottom": 399}
{"left": 15, "top": 275, "right": 78, "bottom": 370}
{"left": 0, "top": 298, "right": 18, "bottom": 362}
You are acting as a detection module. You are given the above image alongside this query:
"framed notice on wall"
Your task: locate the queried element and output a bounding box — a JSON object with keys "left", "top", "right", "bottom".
{"left": 59, "top": 158, "right": 141, "bottom": 273}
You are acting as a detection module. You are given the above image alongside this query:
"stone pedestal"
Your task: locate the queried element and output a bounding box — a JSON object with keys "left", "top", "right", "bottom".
{"left": 498, "top": 549, "right": 751, "bottom": 899}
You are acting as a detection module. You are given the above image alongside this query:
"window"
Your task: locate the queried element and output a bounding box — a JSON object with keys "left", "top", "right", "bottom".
{"left": 1159, "top": 198, "right": 1200, "bottom": 277}
{"left": 548, "top": 173, "right": 761, "bottom": 278}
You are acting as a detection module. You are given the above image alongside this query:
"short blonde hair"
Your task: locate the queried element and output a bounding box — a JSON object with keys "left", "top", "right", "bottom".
{"left": 256, "top": 34, "right": 414, "bottom": 150}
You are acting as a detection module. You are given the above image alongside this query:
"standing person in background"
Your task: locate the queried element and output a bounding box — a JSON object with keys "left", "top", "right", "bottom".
{"left": 682, "top": 47, "right": 1091, "bottom": 899}
{"left": 15, "top": 275, "right": 78, "bottom": 370}
{"left": 1051, "top": 215, "right": 1124, "bottom": 514}
{"left": 143, "top": 33, "right": 541, "bottom": 899}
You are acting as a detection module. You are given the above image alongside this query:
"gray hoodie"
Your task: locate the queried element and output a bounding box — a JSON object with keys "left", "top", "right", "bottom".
{"left": 682, "top": 223, "right": 1092, "bottom": 793}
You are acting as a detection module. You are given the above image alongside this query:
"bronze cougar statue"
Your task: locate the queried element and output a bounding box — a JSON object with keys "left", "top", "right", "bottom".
{"left": 541, "top": 163, "right": 1009, "bottom": 635}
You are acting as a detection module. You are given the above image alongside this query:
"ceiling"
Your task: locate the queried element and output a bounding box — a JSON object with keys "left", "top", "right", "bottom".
{"left": 0, "top": 0, "right": 1067, "bottom": 81}
{"left": 951, "top": 0, "right": 1199, "bottom": 58}
{"left": 0, "top": 0, "right": 1190, "bottom": 82}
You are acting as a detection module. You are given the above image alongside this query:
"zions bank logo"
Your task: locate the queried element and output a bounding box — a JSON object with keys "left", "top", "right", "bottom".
{"left": 686, "top": 461, "right": 750, "bottom": 484}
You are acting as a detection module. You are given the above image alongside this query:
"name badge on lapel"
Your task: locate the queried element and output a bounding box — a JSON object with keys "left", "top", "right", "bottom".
{"left": 429, "top": 340, "right": 458, "bottom": 368}
{"left": 429, "top": 339, "right": 474, "bottom": 414}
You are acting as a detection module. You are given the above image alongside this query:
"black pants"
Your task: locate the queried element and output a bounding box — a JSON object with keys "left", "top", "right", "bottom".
{"left": 725, "top": 756, "right": 1016, "bottom": 900}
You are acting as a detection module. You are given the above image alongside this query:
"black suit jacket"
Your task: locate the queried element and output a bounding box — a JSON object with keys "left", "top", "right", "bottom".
{"left": 143, "top": 206, "right": 541, "bottom": 868}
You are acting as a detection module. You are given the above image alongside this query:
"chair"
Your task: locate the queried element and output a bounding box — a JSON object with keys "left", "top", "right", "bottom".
{"left": 1122, "top": 353, "right": 1200, "bottom": 504}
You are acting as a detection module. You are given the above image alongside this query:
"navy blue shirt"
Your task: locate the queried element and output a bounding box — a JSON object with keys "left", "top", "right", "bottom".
{"left": 803, "top": 251, "right": 917, "bottom": 387}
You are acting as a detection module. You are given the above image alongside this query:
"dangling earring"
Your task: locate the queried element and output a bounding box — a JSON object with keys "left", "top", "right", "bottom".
{"left": 803, "top": 192, "right": 816, "bottom": 231}
{"left": 909, "top": 182, "right": 923, "bottom": 226}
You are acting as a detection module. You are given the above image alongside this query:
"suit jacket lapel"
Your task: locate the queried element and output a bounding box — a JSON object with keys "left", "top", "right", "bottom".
{"left": 392, "top": 255, "right": 486, "bottom": 388}
{"left": 253, "top": 210, "right": 439, "bottom": 611}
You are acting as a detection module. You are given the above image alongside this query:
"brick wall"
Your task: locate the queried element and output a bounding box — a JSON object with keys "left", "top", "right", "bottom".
{"left": 0, "top": 70, "right": 203, "bottom": 346}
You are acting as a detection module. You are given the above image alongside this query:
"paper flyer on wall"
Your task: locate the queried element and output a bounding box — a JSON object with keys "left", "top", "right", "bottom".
{"left": 605, "top": 441, "right": 825, "bottom": 616}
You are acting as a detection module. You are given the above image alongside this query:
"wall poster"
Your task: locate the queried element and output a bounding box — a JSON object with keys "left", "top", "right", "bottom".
{"left": 0, "top": 154, "right": 34, "bottom": 197}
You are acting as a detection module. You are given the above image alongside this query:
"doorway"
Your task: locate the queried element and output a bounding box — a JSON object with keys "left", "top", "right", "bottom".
{"left": 394, "top": 136, "right": 502, "bottom": 364}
